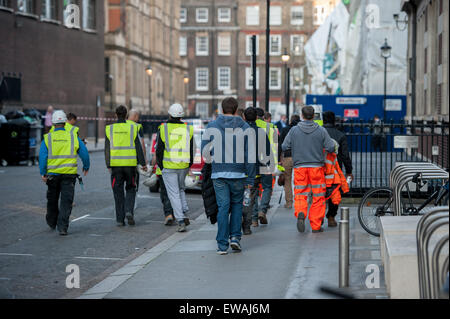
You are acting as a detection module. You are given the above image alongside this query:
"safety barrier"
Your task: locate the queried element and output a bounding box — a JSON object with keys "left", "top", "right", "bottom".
{"left": 416, "top": 206, "right": 449, "bottom": 299}
{"left": 388, "top": 162, "right": 448, "bottom": 215}
{"left": 339, "top": 207, "right": 350, "bottom": 288}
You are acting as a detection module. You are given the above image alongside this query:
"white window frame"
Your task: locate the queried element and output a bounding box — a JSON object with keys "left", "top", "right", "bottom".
{"left": 246, "top": 35, "right": 259, "bottom": 56}
{"left": 196, "top": 35, "right": 209, "bottom": 56}
{"left": 314, "top": 5, "right": 327, "bottom": 25}
{"left": 180, "top": 7, "right": 187, "bottom": 23}
{"left": 17, "top": 0, "right": 34, "bottom": 14}
{"left": 196, "top": 102, "right": 209, "bottom": 119}
{"left": 269, "top": 67, "right": 281, "bottom": 90}
{"left": 290, "top": 35, "right": 304, "bottom": 56}
{"left": 217, "top": 34, "right": 231, "bottom": 56}
{"left": 218, "top": 7, "right": 231, "bottom": 23}
{"left": 291, "top": 6, "right": 304, "bottom": 25}
{"left": 246, "top": 5, "right": 259, "bottom": 26}
{"left": 41, "top": 0, "right": 57, "bottom": 20}
{"left": 269, "top": 34, "right": 282, "bottom": 56}
{"left": 270, "top": 6, "right": 282, "bottom": 25}
{"left": 217, "top": 67, "right": 231, "bottom": 91}
{"left": 82, "top": 0, "right": 96, "bottom": 30}
{"left": 269, "top": 101, "right": 281, "bottom": 116}
{"left": 290, "top": 68, "right": 303, "bottom": 90}
{"left": 245, "top": 67, "right": 260, "bottom": 90}
{"left": 196, "top": 8, "right": 208, "bottom": 23}
{"left": 196, "top": 68, "right": 209, "bottom": 91}
{"left": 179, "top": 36, "right": 187, "bottom": 56}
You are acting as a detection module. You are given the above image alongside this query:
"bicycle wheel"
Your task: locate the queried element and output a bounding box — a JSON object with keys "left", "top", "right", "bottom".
{"left": 358, "top": 187, "right": 395, "bottom": 237}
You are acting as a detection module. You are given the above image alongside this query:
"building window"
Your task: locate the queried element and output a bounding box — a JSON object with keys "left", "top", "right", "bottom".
{"left": 105, "top": 57, "right": 111, "bottom": 92}
{"left": 218, "top": 7, "right": 231, "bottom": 23}
{"left": 269, "top": 67, "right": 281, "bottom": 90}
{"left": 269, "top": 101, "right": 281, "bottom": 115}
{"left": 290, "top": 68, "right": 303, "bottom": 90}
{"left": 313, "top": 5, "right": 327, "bottom": 25}
{"left": 0, "top": 0, "right": 11, "bottom": 8}
{"left": 290, "top": 35, "right": 304, "bottom": 55}
{"left": 269, "top": 35, "right": 281, "bottom": 56}
{"left": 217, "top": 67, "right": 231, "bottom": 91}
{"left": 41, "top": 0, "right": 57, "bottom": 20}
{"left": 291, "top": 6, "right": 304, "bottom": 25}
{"left": 246, "top": 5, "right": 259, "bottom": 25}
{"left": 196, "top": 35, "right": 209, "bottom": 56}
{"left": 218, "top": 34, "right": 231, "bottom": 56}
{"left": 196, "top": 68, "right": 209, "bottom": 91}
{"left": 17, "top": 0, "right": 35, "bottom": 14}
{"left": 82, "top": 0, "right": 95, "bottom": 30}
{"left": 245, "top": 67, "right": 260, "bottom": 90}
{"left": 196, "top": 8, "right": 208, "bottom": 23}
{"left": 63, "top": 0, "right": 79, "bottom": 27}
{"left": 180, "top": 7, "right": 187, "bottom": 23}
{"left": 245, "top": 101, "right": 260, "bottom": 108}
{"left": 196, "top": 102, "right": 209, "bottom": 119}
{"left": 179, "top": 36, "right": 187, "bottom": 56}
{"left": 246, "top": 35, "right": 259, "bottom": 56}
{"left": 270, "top": 6, "right": 282, "bottom": 25}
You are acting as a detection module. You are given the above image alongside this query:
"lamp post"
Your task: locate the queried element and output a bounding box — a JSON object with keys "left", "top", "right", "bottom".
{"left": 183, "top": 74, "right": 189, "bottom": 110}
{"left": 380, "top": 38, "right": 391, "bottom": 121}
{"left": 281, "top": 48, "right": 291, "bottom": 121}
{"left": 108, "top": 74, "right": 114, "bottom": 111}
{"left": 145, "top": 65, "right": 152, "bottom": 114}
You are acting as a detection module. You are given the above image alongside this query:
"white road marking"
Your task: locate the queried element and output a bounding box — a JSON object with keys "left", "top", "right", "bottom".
{"left": 86, "top": 217, "right": 115, "bottom": 220}
{"left": 74, "top": 256, "right": 124, "bottom": 261}
{"left": 71, "top": 214, "right": 90, "bottom": 222}
{"left": 0, "top": 253, "right": 33, "bottom": 257}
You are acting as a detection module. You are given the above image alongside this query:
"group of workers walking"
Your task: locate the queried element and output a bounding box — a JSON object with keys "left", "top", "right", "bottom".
{"left": 38, "top": 100, "right": 352, "bottom": 257}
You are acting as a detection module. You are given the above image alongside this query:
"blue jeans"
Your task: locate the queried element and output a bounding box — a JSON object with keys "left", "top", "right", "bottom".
{"left": 252, "top": 174, "right": 273, "bottom": 220}
{"left": 213, "top": 178, "right": 245, "bottom": 251}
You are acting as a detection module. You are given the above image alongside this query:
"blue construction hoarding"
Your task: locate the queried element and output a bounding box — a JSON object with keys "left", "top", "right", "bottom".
{"left": 305, "top": 94, "right": 406, "bottom": 122}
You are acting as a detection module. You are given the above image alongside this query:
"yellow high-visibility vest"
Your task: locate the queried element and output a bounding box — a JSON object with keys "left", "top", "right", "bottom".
{"left": 159, "top": 123, "right": 193, "bottom": 170}
{"left": 126, "top": 120, "right": 143, "bottom": 136}
{"left": 106, "top": 122, "right": 138, "bottom": 167}
{"left": 256, "top": 119, "right": 278, "bottom": 167}
{"left": 50, "top": 122, "right": 79, "bottom": 136}
{"left": 44, "top": 129, "right": 79, "bottom": 174}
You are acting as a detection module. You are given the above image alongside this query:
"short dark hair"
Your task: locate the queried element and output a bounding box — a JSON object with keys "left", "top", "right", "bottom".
{"left": 244, "top": 107, "right": 257, "bottom": 122}
{"left": 323, "top": 111, "right": 336, "bottom": 125}
{"left": 221, "top": 97, "right": 238, "bottom": 115}
{"left": 116, "top": 105, "right": 128, "bottom": 120}
{"left": 255, "top": 107, "right": 265, "bottom": 118}
{"left": 236, "top": 108, "right": 245, "bottom": 117}
{"left": 301, "top": 106, "right": 315, "bottom": 120}
{"left": 263, "top": 112, "right": 272, "bottom": 121}
{"left": 67, "top": 113, "right": 77, "bottom": 121}
{"left": 290, "top": 114, "right": 300, "bottom": 125}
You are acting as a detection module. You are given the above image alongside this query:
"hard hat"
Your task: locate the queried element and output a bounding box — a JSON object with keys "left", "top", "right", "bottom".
{"left": 137, "top": 164, "right": 151, "bottom": 177}
{"left": 52, "top": 110, "right": 67, "bottom": 124}
{"left": 184, "top": 174, "right": 199, "bottom": 189}
{"left": 168, "top": 103, "right": 185, "bottom": 118}
{"left": 143, "top": 173, "right": 158, "bottom": 188}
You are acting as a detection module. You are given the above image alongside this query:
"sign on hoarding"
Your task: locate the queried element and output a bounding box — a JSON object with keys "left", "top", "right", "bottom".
{"left": 344, "top": 109, "right": 359, "bottom": 118}
{"left": 394, "top": 136, "right": 419, "bottom": 149}
{"left": 336, "top": 97, "right": 367, "bottom": 105}
{"left": 385, "top": 99, "right": 402, "bottom": 111}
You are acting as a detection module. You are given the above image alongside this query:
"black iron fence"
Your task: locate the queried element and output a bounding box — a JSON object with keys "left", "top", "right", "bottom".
{"left": 336, "top": 120, "right": 449, "bottom": 196}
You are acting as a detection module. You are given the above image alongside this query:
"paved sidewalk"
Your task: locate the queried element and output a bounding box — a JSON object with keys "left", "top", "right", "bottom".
{"left": 79, "top": 187, "right": 387, "bottom": 299}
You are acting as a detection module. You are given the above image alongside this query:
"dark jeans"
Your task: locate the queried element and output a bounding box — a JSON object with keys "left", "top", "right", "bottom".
{"left": 252, "top": 174, "right": 273, "bottom": 221}
{"left": 158, "top": 175, "right": 174, "bottom": 216}
{"left": 213, "top": 178, "right": 245, "bottom": 251}
{"left": 46, "top": 174, "right": 76, "bottom": 232}
{"left": 326, "top": 199, "right": 339, "bottom": 218}
{"left": 111, "top": 167, "right": 137, "bottom": 223}
{"left": 243, "top": 178, "right": 260, "bottom": 229}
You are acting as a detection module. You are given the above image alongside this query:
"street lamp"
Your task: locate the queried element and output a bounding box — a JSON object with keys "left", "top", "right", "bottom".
{"left": 282, "top": 48, "right": 291, "bottom": 121}
{"left": 393, "top": 13, "right": 408, "bottom": 31}
{"left": 108, "top": 74, "right": 114, "bottom": 110}
{"left": 145, "top": 65, "right": 152, "bottom": 114}
{"left": 183, "top": 74, "right": 189, "bottom": 110}
{"left": 380, "top": 38, "right": 391, "bottom": 121}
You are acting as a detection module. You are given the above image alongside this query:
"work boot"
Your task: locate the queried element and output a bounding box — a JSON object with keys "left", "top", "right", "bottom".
{"left": 126, "top": 213, "right": 135, "bottom": 226}
{"left": 297, "top": 212, "right": 305, "bottom": 233}
{"left": 327, "top": 216, "right": 338, "bottom": 227}
{"left": 184, "top": 218, "right": 190, "bottom": 226}
{"left": 312, "top": 227, "right": 324, "bottom": 233}
{"left": 164, "top": 214, "right": 174, "bottom": 226}
{"left": 251, "top": 220, "right": 259, "bottom": 227}
{"left": 258, "top": 212, "right": 268, "bottom": 225}
{"left": 177, "top": 222, "right": 186, "bottom": 232}
{"left": 59, "top": 230, "right": 68, "bottom": 236}
{"left": 243, "top": 227, "right": 252, "bottom": 235}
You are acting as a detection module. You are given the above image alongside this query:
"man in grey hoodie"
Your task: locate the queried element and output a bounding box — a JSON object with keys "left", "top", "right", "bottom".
{"left": 282, "top": 106, "right": 336, "bottom": 233}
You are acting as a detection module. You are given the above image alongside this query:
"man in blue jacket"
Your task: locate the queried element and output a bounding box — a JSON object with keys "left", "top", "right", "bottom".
{"left": 202, "top": 97, "right": 256, "bottom": 254}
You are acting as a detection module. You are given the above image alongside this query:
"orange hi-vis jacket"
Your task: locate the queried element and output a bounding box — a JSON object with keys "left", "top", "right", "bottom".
{"left": 324, "top": 152, "right": 349, "bottom": 205}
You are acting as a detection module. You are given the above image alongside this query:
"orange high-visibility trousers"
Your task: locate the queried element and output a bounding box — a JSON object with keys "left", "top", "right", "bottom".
{"left": 294, "top": 167, "right": 326, "bottom": 231}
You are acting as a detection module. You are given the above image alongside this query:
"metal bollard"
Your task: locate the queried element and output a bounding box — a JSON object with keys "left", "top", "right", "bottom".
{"left": 339, "top": 207, "right": 350, "bottom": 288}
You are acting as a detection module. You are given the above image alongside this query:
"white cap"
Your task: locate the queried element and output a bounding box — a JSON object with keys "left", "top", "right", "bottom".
{"left": 168, "top": 103, "right": 184, "bottom": 118}
{"left": 52, "top": 110, "right": 67, "bottom": 124}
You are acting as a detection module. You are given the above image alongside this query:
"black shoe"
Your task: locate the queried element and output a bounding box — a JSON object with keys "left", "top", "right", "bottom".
{"left": 184, "top": 218, "right": 190, "bottom": 226}
{"left": 59, "top": 230, "right": 68, "bottom": 236}
{"left": 126, "top": 213, "right": 135, "bottom": 226}
{"left": 243, "top": 228, "right": 252, "bottom": 235}
{"left": 116, "top": 221, "right": 125, "bottom": 227}
{"left": 258, "top": 212, "right": 268, "bottom": 225}
{"left": 312, "top": 227, "right": 324, "bottom": 233}
{"left": 47, "top": 223, "right": 56, "bottom": 230}
{"left": 297, "top": 212, "right": 305, "bottom": 233}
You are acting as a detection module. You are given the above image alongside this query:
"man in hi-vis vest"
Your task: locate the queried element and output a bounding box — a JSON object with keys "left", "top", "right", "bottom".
{"left": 155, "top": 104, "right": 194, "bottom": 233}
{"left": 105, "top": 105, "right": 147, "bottom": 227}
{"left": 39, "top": 110, "right": 90, "bottom": 236}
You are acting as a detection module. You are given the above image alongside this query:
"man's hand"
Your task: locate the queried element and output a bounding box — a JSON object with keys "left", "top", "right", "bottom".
{"left": 83, "top": 169, "right": 89, "bottom": 176}
{"left": 41, "top": 175, "right": 48, "bottom": 183}
{"left": 346, "top": 173, "right": 354, "bottom": 182}
{"left": 142, "top": 165, "right": 148, "bottom": 172}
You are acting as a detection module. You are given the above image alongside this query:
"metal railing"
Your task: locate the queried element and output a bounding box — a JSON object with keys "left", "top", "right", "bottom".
{"left": 416, "top": 206, "right": 449, "bottom": 299}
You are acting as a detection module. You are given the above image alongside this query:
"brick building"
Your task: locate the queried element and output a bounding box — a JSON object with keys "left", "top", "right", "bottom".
{"left": 180, "top": 0, "right": 339, "bottom": 119}
{"left": 105, "top": 0, "right": 188, "bottom": 116}
{"left": 0, "top": 0, "right": 105, "bottom": 137}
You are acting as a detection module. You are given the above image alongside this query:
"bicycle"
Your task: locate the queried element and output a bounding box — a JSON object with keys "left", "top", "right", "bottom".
{"left": 358, "top": 173, "right": 449, "bottom": 237}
